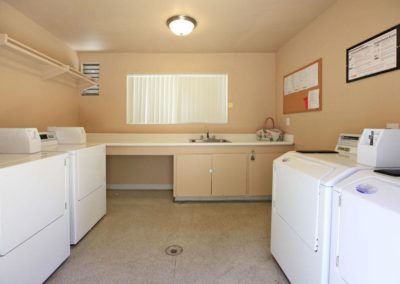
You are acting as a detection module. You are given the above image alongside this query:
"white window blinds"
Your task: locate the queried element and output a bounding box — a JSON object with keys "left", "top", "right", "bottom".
{"left": 127, "top": 74, "right": 228, "bottom": 124}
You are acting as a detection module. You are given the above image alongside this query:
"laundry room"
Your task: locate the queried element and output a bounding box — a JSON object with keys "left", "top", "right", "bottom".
{"left": 0, "top": 0, "right": 399, "bottom": 283}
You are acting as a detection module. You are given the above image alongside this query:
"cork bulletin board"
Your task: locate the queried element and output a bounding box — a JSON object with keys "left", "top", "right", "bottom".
{"left": 283, "top": 58, "right": 322, "bottom": 114}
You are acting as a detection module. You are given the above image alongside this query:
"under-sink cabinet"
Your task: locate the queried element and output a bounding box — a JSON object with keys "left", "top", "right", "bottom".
{"left": 175, "top": 154, "right": 247, "bottom": 197}
{"left": 174, "top": 150, "right": 284, "bottom": 200}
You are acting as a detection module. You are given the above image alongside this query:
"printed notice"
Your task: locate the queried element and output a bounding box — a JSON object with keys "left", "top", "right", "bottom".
{"left": 284, "top": 62, "right": 319, "bottom": 96}
{"left": 308, "top": 89, "right": 320, "bottom": 109}
{"left": 348, "top": 28, "right": 397, "bottom": 81}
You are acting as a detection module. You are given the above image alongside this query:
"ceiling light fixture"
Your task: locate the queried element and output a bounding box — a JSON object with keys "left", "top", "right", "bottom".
{"left": 166, "top": 15, "right": 197, "bottom": 36}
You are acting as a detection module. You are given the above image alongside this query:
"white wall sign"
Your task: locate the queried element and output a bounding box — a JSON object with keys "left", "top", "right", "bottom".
{"left": 347, "top": 25, "right": 399, "bottom": 82}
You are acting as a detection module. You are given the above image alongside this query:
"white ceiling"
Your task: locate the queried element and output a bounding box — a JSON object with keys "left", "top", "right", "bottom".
{"left": 5, "top": 0, "right": 335, "bottom": 53}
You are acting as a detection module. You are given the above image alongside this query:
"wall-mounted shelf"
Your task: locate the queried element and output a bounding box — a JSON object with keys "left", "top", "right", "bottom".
{"left": 0, "top": 34, "right": 97, "bottom": 90}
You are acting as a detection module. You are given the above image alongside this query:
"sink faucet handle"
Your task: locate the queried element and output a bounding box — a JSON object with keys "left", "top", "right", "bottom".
{"left": 206, "top": 131, "right": 210, "bottom": 139}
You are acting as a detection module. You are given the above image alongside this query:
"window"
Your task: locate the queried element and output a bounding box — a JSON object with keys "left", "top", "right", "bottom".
{"left": 81, "top": 63, "right": 100, "bottom": 95}
{"left": 126, "top": 74, "right": 228, "bottom": 124}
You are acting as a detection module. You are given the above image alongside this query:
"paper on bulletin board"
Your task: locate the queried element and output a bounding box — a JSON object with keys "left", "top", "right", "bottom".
{"left": 308, "top": 89, "right": 320, "bottom": 109}
{"left": 284, "top": 63, "right": 319, "bottom": 96}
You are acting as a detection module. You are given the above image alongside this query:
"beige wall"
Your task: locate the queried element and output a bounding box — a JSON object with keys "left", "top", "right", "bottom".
{"left": 0, "top": 0, "right": 80, "bottom": 130}
{"left": 276, "top": 0, "right": 400, "bottom": 150}
{"left": 106, "top": 156, "right": 173, "bottom": 185}
{"left": 78, "top": 53, "right": 276, "bottom": 133}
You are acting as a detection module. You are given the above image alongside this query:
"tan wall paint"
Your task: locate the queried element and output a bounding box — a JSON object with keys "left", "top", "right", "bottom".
{"left": 0, "top": 66, "right": 80, "bottom": 130}
{"left": 0, "top": 0, "right": 80, "bottom": 130}
{"left": 276, "top": 0, "right": 400, "bottom": 150}
{"left": 106, "top": 156, "right": 173, "bottom": 185}
{"left": 78, "top": 53, "right": 276, "bottom": 133}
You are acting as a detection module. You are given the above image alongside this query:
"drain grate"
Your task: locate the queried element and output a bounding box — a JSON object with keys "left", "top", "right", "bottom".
{"left": 165, "top": 245, "right": 183, "bottom": 256}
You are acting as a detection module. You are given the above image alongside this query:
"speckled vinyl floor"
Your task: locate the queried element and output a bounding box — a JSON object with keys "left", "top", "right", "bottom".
{"left": 46, "top": 190, "right": 288, "bottom": 284}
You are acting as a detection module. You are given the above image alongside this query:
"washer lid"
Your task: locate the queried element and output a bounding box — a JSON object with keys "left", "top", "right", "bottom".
{"left": 335, "top": 172, "right": 400, "bottom": 283}
{"left": 283, "top": 151, "right": 368, "bottom": 187}
{"left": 339, "top": 172, "right": 400, "bottom": 214}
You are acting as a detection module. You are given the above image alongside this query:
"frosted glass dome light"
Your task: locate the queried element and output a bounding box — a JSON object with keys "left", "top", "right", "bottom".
{"left": 167, "top": 15, "right": 197, "bottom": 36}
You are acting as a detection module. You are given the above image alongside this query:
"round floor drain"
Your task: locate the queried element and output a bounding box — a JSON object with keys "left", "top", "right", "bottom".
{"left": 165, "top": 245, "right": 183, "bottom": 256}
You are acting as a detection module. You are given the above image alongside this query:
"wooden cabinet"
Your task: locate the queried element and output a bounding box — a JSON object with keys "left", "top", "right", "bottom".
{"left": 248, "top": 152, "right": 282, "bottom": 196}
{"left": 175, "top": 154, "right": 247, "bottom": 197}
{"left": 175, "top": 154, "right": 212, "bottom": 197}
{"left": 212, "top": 154, "right": 247, "bottom": 196}
{"left": 173, "top": 146, "right": 292, "bottom": 200}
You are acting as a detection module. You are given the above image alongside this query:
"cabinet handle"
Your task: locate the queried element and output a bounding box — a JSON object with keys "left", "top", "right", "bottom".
{"left": 209, "top": 168, "right": 214, "bottom": 174}
{"left": 251, "top": 150, "right": 255, "bottom": 161}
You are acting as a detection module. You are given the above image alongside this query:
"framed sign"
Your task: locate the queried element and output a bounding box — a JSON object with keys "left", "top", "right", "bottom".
{"left": 346, "top": 24, "right": 399, "bottom": 83}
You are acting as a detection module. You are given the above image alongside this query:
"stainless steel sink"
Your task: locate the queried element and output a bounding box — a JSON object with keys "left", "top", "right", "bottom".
{"left": 189, "top": 138, "right": 231, "bottom": 143}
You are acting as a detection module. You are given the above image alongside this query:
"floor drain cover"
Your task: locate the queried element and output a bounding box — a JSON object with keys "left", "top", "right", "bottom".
{"left": 165, "top": 245, "right": 183, "bottom": 256}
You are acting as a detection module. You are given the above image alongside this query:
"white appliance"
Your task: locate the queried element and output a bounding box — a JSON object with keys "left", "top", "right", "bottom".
{"left": 0, "top": 128, "right": 41, "bottom": 153}
{"left": 330, "top": 170, "right": 400, "bottom": 284}
{"left": 47, "top": 126, "right": 87, "bottom": 144}
{"left": 41, "top": 128, "right": 106, "bottom": 244}
{"left": 357, "top": 128, "right": 400, "bottom": 167}
{"left": 271, "top": 133, "right": 364, "bottom": 284}
{"left": 0, "top": 152, "right": 70, "bottom": 284}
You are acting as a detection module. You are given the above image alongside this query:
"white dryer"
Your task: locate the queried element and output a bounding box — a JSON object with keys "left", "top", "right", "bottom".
{"left": 271, "top": 150, "right": 367, "bottom": 284}
{"left": 0, "top": 152, "right": 70, "bottom": 284}
{"left": 329, "top": 169, "right": 400, "bottom": 284}
{"left": 41, "top": 129, "right": 106, "bottom": 244}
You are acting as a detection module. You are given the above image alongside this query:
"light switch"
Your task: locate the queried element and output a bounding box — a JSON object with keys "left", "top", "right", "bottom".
{"left": 286, "top": 117, "right": 290, "bottom": 126}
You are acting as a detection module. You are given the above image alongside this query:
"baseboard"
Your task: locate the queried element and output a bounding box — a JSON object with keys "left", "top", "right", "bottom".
{"left": 107, "top": 184, "right": 173, "bottom": 190}
{"left": 174, "top": 195, "right": 272, "bottom": 202}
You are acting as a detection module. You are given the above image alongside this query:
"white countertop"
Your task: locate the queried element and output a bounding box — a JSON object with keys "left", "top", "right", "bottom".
{"left": 87, "top": 133, "right": 294, "bottom": 147}
{"left": 0, "top": 152, "right": 66, "bottom": 168}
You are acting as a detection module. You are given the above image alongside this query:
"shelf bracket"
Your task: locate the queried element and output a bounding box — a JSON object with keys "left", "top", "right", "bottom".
{"left": 0, "top": 34, "right": 8, "bottom": 45}
{"left": 42, "top": 65, "right": 69, "bottom": 80}
{"left": 78, "top": 82, "right": 97, "bottom": 91}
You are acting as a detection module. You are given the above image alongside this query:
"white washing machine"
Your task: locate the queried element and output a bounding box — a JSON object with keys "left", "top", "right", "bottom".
{"left": 329, "top": 169, "right": 400, "bottom": 284}
{"left": 41, "top": 129, "right": 106, "bottom": 244}
{"left": 271, "top": 134, "right": 365, "bottom": 284}
{"left": 271, "top": 150, "right": 367, "bottom": 284}
{"left": 0, "top": 152, "right": 70, "bottom": 284}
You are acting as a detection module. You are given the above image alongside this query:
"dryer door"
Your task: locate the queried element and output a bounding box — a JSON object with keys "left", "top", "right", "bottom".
{"left": 273, "top": 155, "right": 333, "bottom": 250}
{"left": 336, "top": 177, "right": 400, "bottom": 284}
{"left": 0, "top": 155, "right": 67, "bottom": 255}
{"left": 76, "top": 144, "right": 106, "bottom": 200}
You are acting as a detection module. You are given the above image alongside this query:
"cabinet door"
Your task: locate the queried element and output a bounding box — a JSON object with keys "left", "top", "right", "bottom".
{"left": 175, "top": 155, "right": 212, "bottom": 197}
{"left": 248, "top": 153, "right": 281, "bottom": 196}
{"left": 212, "top": 154, "right": 247, "bottom": 196}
